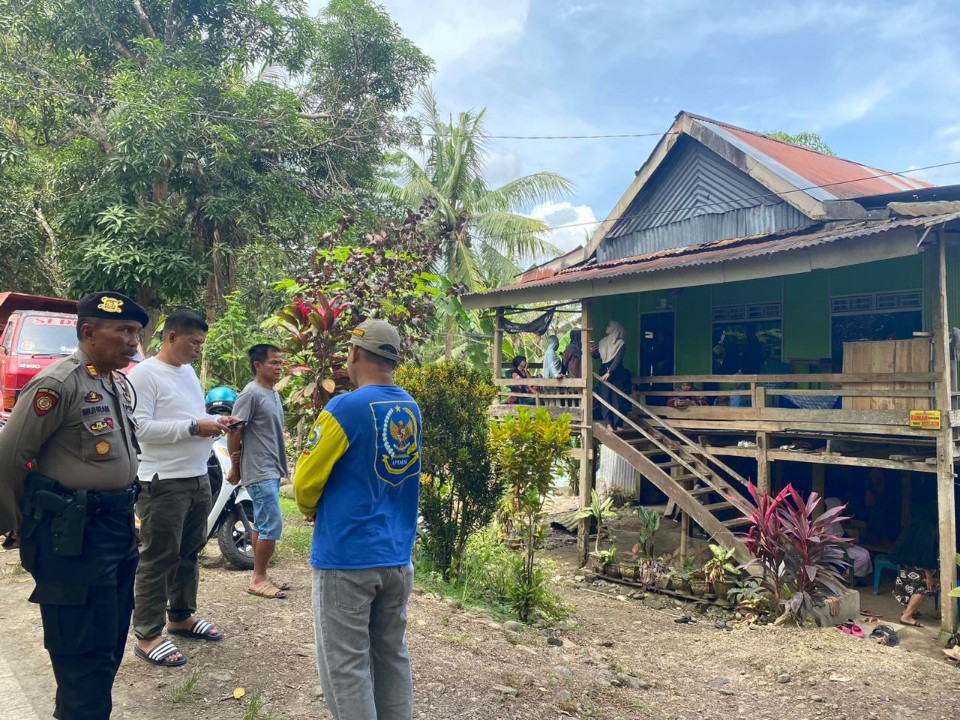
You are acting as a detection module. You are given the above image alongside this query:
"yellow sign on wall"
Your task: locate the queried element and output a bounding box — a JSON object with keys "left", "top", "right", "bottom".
{"left": 910, "top": 410, "right": 941, "bottom": 429}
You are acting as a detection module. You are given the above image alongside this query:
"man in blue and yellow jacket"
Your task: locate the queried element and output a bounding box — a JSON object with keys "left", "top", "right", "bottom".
{"left": 294, "top": 318, "right": 421, "bottom": 720}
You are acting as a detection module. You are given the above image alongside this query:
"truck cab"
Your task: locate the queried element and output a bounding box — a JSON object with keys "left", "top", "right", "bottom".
{"left": 0, "top": 293, "right": 141, "bottom": 419}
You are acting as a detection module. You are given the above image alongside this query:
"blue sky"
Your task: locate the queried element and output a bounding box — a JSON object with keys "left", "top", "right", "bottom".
{"left": 310, "top": 0, "right": 960, "bottom": 254}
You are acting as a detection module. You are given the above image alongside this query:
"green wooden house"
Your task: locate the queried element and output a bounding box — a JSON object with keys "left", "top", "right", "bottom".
{"left": 465, "top": 112, "right": 960, "bottom": 635}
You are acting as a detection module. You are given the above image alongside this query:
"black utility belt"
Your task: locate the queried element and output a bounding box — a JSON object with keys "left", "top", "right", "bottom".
{"left": 27, "top": 473, "right": 138, "bottom": 517}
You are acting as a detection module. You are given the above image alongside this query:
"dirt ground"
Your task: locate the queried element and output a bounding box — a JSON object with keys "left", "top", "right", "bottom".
{"left": 3, "top": 512, "right": 960, "bottom": 720}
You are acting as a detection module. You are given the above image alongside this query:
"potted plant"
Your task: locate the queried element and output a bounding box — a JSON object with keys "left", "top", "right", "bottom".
{"left": 635, "top": 506, "right": 661, "bottom": 559}
{"left": 703, "top": 544, "right": 740, "bottom": 602}
{"left": 576, "top": 489, "right": 616, "bottom": 572}
{"left": 672, "top": 557, "right": 696, "bottom": 594}
{"left": 603, "top": 547, "right": 620, "bottom": 578}
{"left": 653, "top": 554, "right": 674, "bottom": 591}
{"left": 689, "top": 568, "right": 711, "bottom": 597}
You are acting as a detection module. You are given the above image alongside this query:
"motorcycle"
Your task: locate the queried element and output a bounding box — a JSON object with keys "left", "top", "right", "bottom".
{"left": 133, "top": 440, "right": 256, "bottom": 570}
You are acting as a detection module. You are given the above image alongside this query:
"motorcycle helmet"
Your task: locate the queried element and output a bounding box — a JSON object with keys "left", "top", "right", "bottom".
{"left": 205, "top": 386, "right": 237, "bottom": 416}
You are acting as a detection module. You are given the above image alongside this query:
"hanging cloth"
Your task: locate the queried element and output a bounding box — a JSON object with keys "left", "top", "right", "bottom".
{"left": 502, "top": 308, "right": 555, "bottom": 335}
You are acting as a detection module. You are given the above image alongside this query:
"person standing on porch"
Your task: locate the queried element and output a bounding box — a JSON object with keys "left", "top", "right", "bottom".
{"left": 889, "top": 502, "right": 939, "bottom": 627}
{"left": 595, "top": 320, "right": 630, "bottom": 431}
{"left": 561, "top": 329, "right": 583, "bottom": 378}
{"left": 542, "top": 334, "right": 563, "bottom": 378}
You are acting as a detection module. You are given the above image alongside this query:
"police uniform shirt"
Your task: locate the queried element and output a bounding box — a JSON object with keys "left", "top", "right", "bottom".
{"left": 0, "top": 349, "right": 139, "bottom": 531}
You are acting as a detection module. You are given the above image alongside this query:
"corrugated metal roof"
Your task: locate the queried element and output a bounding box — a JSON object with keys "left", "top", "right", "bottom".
{"left": 695, "top": 116, "right": 933, "bottom": 201}
{"left": 468, "top": 212, "right": 960, "bottom": 299}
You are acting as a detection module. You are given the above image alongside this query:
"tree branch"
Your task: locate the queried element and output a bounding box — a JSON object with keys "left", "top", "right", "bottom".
{"left": 89, "top": 3, "right": 137, "bottom": 61}
{"left": 164, "top": 0, "right": 181, "bottom": 43}
{"left": 132, "top": 0, "right": 157, "bottom": 38}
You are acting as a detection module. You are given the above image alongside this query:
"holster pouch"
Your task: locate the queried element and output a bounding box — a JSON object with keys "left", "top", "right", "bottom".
{"left": 51, "top": 489, "right": 85, "bottom": 557}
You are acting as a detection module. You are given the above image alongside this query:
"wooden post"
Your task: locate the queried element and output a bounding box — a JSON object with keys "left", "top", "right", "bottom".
{"left": 756, "top": 431, "right": 770, "bottom": 494}
{"left": 811, "top": 465, "right": 825, "bottom": 518}
{"left": 676, "top": 464, "right": 691, "bottom": 562}
{"left": 492, "top": 309, "right": 503, "bottom": 383}
{"left": 577, "top": 301, "right": 594, "bottom": 566}
{"left": 931, "top": 234, "right": 958, "bottom": 637}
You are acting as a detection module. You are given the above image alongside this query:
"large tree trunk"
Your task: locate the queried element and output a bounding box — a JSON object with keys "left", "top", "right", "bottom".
{"left": 136, "top": 286, "right": 160, "bottom": 355}
{"left": 444, "top": 314, "right": 454, "bottom": 360}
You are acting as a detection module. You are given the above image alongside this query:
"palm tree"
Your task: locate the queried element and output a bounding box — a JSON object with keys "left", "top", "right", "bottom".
{"left": 381, "top": 88, "right": 572, "bottom": 357}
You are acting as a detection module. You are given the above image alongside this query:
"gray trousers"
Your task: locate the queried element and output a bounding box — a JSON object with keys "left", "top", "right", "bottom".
{"left": 312, "top": 564, "right": 414, "bottom": 720}
{"left": 133, "top": 476, "right": 211, "bottom": 639}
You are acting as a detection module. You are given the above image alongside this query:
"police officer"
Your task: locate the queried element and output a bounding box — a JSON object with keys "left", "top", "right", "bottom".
{"left": 0, "top": 291, "right": 147, "bottom": 720}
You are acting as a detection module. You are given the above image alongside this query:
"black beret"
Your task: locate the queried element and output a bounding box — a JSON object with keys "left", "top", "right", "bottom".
{"left": 77, "top": 291, "right": 149, "bottom": 327}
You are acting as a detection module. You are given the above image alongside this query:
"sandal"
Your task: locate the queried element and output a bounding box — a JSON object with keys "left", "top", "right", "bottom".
{"left": 134, "top": 640, "right": 187, "bottom": 667}
{"left": 942, "top": 646, "right": 960, "bottom": 661}
{"left": 248, "top": 581, "right": 286, "bottom": 599}
{"left": 900, "top": 618, "right": 924, "bottom": 628}
{"left": 168, "top": 618, "right": 225, "bottom": 641}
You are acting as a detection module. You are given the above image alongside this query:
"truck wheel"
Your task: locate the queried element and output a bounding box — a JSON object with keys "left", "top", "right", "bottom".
{"left": 217, "top": 500, "right": 255, "bottom": 571}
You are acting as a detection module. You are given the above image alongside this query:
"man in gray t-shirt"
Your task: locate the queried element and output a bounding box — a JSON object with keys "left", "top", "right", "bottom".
{"left": 227, "top": 344, "right": 288, "bottom": 598}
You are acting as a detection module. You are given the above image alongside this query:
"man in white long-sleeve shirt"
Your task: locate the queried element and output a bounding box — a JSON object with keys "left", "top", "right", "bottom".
{"left": 129, "top": 310, "right": 239, "bottom": 667}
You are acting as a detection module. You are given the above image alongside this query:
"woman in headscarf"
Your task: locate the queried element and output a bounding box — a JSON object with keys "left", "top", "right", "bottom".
{"left": 561, "top": 329, "right": 583, "bottom": 379}
{"left": 542, "top": 334, "right": 563, "bottom": 379}
{"left": 507, "top": 355, "right": 536, "bottom": 405}
{"left": 888, "top": 502, "right": 939, "bottom": 627}
{"left": 594, "top": 320, "right": 631, "bottom": 430}
{"left": 824, "top": 497, "right": 873, "bottom": 583}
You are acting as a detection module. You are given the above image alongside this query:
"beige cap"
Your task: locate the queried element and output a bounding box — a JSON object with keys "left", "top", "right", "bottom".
{"left": 349, "top": 319, "right": 402, "bottom": 362}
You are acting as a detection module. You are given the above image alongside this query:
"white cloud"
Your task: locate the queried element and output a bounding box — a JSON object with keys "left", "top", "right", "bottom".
{"left": 529, "top": 201, "right": 598, "bottom": 257}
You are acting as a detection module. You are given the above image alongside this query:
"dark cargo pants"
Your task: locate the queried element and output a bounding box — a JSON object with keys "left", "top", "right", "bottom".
{"left": 21, "top": 506, "right": 138, "bottom": 720}
{"left": 132, "top": 475, "right": 211, "bottom": 640}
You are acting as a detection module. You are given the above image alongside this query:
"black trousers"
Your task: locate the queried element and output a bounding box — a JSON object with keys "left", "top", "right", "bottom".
{"left": 21, "top": 507, "right": 138, "bottom": 720}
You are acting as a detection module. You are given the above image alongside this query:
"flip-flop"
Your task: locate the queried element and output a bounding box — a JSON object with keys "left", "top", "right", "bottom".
{"left": 674, "top": 615, "right": 693, "bottom": 624}
{"left": 271, "top": 580, "right": 292, "bottom": 591}
{"left": 248, "top": 581, "right": 287, "bottom": 600}
{"left": 900, "top": 619, "right": 924, "bottom": 628}
{"left": 860, "top": 610, "right": 880, "bottom": 618}
{"left": 942, "top": 646, "right": 960, "bottom": 661}
{"left": 168, "top": 618, "right": 225, "bottom": 641}
{"left": 837, "top": 621, "right": 854, "bottom": 634}
{"left": 134, "top": 640, "right": 187, "bottom": 667}
{"left": 849, "top": 624, "right": 865, "bottom": 638}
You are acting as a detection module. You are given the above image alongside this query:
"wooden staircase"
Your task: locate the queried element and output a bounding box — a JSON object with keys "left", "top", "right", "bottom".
{"left": 593, "top": 380, "right": 756, "bottom": 563}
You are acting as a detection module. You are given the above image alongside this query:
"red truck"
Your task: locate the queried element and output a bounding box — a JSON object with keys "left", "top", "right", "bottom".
{"left": 0, "top": 292, "right": 142, "bottom": 419}
{"left": 0, "top": 293, "right": 79, "bottom": 417}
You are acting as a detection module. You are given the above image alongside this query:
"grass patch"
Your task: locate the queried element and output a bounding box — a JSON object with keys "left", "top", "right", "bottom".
{"left": 412, "top": 558, "right": 514, "bottom": 622}
{"left": 1, "top": 560, "right": 25, "bottom": 578}
{"left": 275, "top": 496, "right": 312, "bottom": 562}
{"left": 242, "top": 691, "right": 281, "bottom": 720}
{"left": 628, "top": 698, "right": 661, "bottom": 716}
{"left": 168, "top": 671, "right": 201, "bottom": 703}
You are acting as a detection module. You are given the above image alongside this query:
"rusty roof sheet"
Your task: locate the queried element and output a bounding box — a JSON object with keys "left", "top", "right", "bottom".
{"left": 466, "top": 212, "right": 960, "bottom": 299}
{"left": 694, "top": 116, "right": 933, "bottom": 201}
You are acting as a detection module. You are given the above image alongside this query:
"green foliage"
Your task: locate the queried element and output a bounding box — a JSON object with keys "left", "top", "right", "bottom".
{"left": 703, "top": 543, "right": 740, "bottom": 584}
{"left": 574, "top": 489, "right": 615, "bottom": 552}
{"left": 0, "top": 0, "right": 431, "bottom": 328}
{"left": 395, "top": 360, "right": 498, "bottom": 580}
{"left": 765, "top": 131, "right": 835, "bottom": 156}
{"left": 635, "top": 506, "right": 661, "bottom": 559}
{"left": 489, "top": 407, "right": 570, "bottom": 621}
{"left": 274, "top": 204, "right": 441, "bottom": 433}
{"left": 202, "top": 292, "right": 276, "bottom": 391}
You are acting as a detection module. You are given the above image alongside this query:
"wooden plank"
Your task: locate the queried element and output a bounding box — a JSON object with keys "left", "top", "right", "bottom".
{"left": 577, "top": 304, "right": 594, "bottom": 567}
{"left": 635, "top": 372, "right": 937, "bottom": 385}
{"left": 493, "top": 377, "right": 587, "bottom": 388}
{"left": 647, "top": 416, "right": 938, "bottom": 438}
{"left": 653, "top": 404, "right": 924, "bottom": 427}
{"left": 766, "top": 388, "right": 933, "bottom": 398}
{"left": 767, "top": 450, "right": 938, "bottom": 474}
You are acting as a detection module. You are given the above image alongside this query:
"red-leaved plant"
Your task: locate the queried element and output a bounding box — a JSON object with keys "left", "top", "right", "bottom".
{"left": 741, "top": 483, "right": 851, "bottom": 626}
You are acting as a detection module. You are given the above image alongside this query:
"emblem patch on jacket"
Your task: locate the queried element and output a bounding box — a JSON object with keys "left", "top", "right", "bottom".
{"left": 370, "top": 401, "right": 420, "bottom": 486}
{"left": 33, "top": 388, "right": 60, "bottom": 416}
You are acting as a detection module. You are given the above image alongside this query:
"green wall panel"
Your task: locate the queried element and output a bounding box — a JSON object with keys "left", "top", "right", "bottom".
{"left": 828, "top": 256, "right": 922, "bottom": 295}
{"left": 710, "top": 276, "right": 782, "bottom": 306}
{"left": 783, "top": 270, "right": 830, "bottom": 361}
{"left": 676, "top": 286, "right": 712, "bottom": 374}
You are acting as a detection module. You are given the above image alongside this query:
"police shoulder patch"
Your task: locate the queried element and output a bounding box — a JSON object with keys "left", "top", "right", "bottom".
{"left": 33, "top": 388, "right": 60, "bottom": 416}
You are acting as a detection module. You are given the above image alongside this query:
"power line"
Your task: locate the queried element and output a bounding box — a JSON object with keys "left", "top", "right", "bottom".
{"left": 424, "top": 132, "right": 675, "bottom": 140}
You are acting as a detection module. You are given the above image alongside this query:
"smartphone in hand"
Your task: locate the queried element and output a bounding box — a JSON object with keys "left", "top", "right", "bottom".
{"left": 227, "top": 420, "right": 246, "bottom": 430}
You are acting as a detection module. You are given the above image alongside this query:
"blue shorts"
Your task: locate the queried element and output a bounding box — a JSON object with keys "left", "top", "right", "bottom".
{"left": 246, "top": 479, "right": 283, "bottom": 541}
